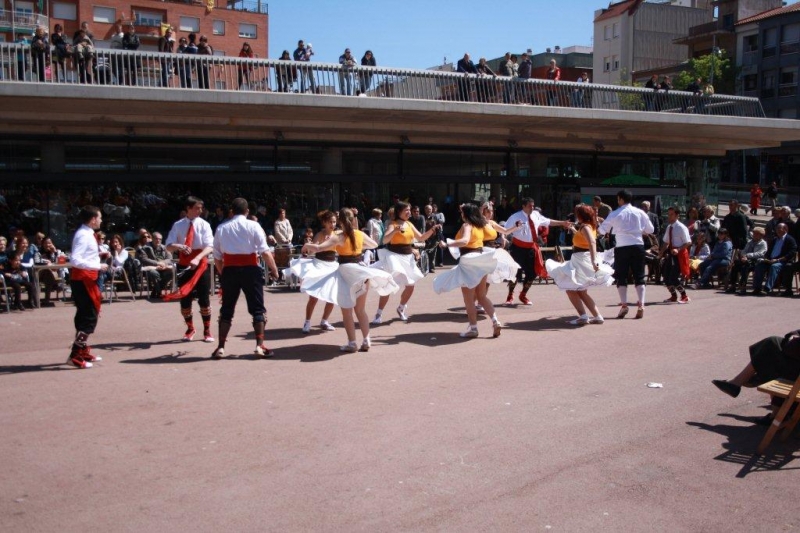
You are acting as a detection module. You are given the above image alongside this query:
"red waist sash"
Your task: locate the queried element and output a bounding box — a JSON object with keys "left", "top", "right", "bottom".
{"left": 223, "top": 253, "right": 258, "bottom": 267}
{"left": 511, "top": 238, "right": 535, "bottom": 249}
{"left": 677, "top": 248, "right": 690, "bottom": 278}
{"left": 71, "top": 267, "right": 102, "bottom": 313}
{"left": 163, "top": 249, "right": 208, "bottom": 301}
{"left": 512, "top": 238, "right": 546, "bottom": 277}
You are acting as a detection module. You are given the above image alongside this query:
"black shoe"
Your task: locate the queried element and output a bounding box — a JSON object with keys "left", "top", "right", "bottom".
{"left": 781, "top": 291, "right": 794, "bottom": 297}
{"left": 752, "top": 289, "right": 763, "bottom": 296}
{"left": 712, "top": 379, "right": 741, "bottom": 398}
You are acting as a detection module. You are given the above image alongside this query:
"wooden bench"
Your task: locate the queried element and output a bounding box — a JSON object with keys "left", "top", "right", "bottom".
{"left": 755, "top": 375, "right": 800, "bottom": 454}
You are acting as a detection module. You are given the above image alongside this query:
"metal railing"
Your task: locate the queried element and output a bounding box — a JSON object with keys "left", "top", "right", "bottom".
{"left": 0, "top": 10, "right": 48, "bottom": 32}
{"left": 0, "top": 43, "right": 766, "bottom": 118}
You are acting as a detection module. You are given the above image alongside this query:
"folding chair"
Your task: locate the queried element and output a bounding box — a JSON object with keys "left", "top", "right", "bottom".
{"left": 106, "top": 268, "right": 136, "bottom": 303}
{"left": 756, "top": 375, "right": 800, "bottom": 454}
{"left": 538, "top": 246, "right": 561, "bottom": 284}
{"left": 0, "top": 275, "right": 11, "bottom": 313}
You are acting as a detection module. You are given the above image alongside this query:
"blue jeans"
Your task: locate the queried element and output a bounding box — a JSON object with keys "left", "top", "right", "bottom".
{"left": 752, "top": 261, "right": 784, "bottom": 292}
{"left": 698, "top": 258, "right": 730, "bottom": 285}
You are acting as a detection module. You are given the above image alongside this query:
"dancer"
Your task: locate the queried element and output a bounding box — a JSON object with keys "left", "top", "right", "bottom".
{"left": 67, "top": 206, "right": 109, "bottom": 369}
{"left": 370, "top": 201, "right": 441, "bottom": 324}
{"left": 289, "top": 210, "right": 338, "bottom": 333}
{"left": 476, "top": 202, "right": 523, "bottom": 311}
{"left": 300, "top": 208, "right": 399, "bottom": 353}
{"left": 545, "top": 204, "right": 613, "bottom": 325}
{"left": 598, "top": 190, "right": 655, "bottom": 319}
{"left": 503, "top": 198, "right": 573, "bottom": 306}
{"left": 433, "top": 203, "right": 501, "bottom": 338}
{"left": 165, "top": 196, "right": 215, "bottom": 342}
{"left": 210, "top": 198, "right": 279, "bottom": 359}
{"left": 659, "top": 206, "right": 691, "bottom": 304}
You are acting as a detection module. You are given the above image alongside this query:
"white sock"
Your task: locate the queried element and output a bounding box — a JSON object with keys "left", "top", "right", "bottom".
{"left": 635, "top": 285, "right": 646, "bottom": 307}
{"left": 491, "top": 313, "right": 499, "bottom": 323}
{"left": 617, "top": 286, "right": 628, "bottom": 305}
{"left": 303, "top": 319, "right": 311, "bottom": 326}
{"left": 375, "top": 309, "right": 382, "bottom": 316}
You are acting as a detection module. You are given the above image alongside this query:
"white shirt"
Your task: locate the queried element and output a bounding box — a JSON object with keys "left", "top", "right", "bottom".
{"left": 70, "top": 224, "right": 103, "bottom": 270}
{"left": 167, "top": 217, "right": 214, "bottom": 251}
{"left": 598, "top": 203, "right": 654, "bottom": 247}
{"left": 662, "top": 221, "right": 690, "bottom": 248}
{"left": 213, "top": 215, "right": 270, "bottom": 260}
{"left": 504, "top": 210, "right": 551, "bottom": 243}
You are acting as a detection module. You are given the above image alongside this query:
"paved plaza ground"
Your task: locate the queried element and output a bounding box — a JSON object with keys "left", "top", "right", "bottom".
{"left": 1, "top": 273, "right": 799, "bottom": 531}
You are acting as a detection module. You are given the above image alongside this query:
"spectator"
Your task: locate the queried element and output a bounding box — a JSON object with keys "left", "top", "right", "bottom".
{"left": 684, "top": 77, "right": 702, "bottom": 113}
{"left": 722, "top": 199, "right": 749, "bottom": 250}
{"left": 475, "top": 57, "right": 496, "bottom": 102}
{"left": 293, "top": 39, "right": 316, "bottom": 93}
{"left": 456, "top": 53, "right": 477, "bottom": 102}
{"left": 359, "top": 50, "right": 376, "bottom": 94}
{"left": 727, "top": 227, "right": 767, "bottom": 294}
{"left": 688, "top": 232, "right": 710, "bottom": 280}
{"left": 644, "top": 74, "right": 659, "bottom": 111}
{"left": 196, "top": 35, "right": 213, "bottom": 89}
{"left": 409, "top": 205, "right": 425, "bottom": 233}
{"left": 273, "top": 208, "right": 293, "bottom": 245}
{"left": 640, "top": 201, "right": 661, "bottom": 238}
{"left": 51, "top": 24, "right": 70, "bottom": 82}
{"left": 38, "top": 236, "right": 67, "bottom": 306}
{"left": 136, "top": 230, "right": 171, "bottom": 299}
{"left": 158, "top": 27, "right": 175, "bottom": 88}
{"left": 545, "top": 58, "right": 561, "bottom": 106}
{"left": 497, "top": 52, "right": 516, "bottom": 104}
{"left": 0, "top": 236, "right": 7, "bottom": 271}
{"left": 238, "top": 42, "right": 254, "bottom": 90}
{"left": 517, "top": 52, "right": 532, "bottom": 104}
{"left": 749, "top": 183, "right": 762, "bottom": 215}
{"left": 765, "top": 181, "right": 779, "bottom": 215}
{"left": 30, "top": 26, "right": 49, "bottom": 83}
{"left": 3, "top": 253, "right": 33, "bottom": 311}
{"left": 121, "top": 24, "right": 141, "bottom": 86}
{"left": 109, "top": 234, "right": 128, "bottom": 277}
{"left": 276, "top": 50, "right": 296, "bottom": 93}
{"left": 338, "top": 48, "right": 356, "bottom": 96}
{"left": 698, "top": 205, "right": 720, "bottom": 247}
{"left": 593, "top": 195, "right": 612, "bottom": 220}
{"left": 694, "top": 227, "right": 732, "bottom": 289}
{"left": 750, "top": 223, "right": 797, "bottom": 295}
{"left": 573, "top": 71, "right": 590, "bottom": 108}
{"left": 180, "top": 34, "right": 199, "bottom": 89}
{"left": 764, "top": 206, "right": 783, "bottom": 245}
{"left": 72, "top": 29, "right": 94, "bottom": 84}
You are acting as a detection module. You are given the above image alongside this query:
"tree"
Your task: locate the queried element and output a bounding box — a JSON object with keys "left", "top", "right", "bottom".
{"left": 676, "top": 51, "right": 734, "bottom": 95}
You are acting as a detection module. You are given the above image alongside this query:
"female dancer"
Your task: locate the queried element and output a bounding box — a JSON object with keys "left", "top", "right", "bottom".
{"left": 545, "top": 204, "right": 613, "bottom": 325}
{"left": 289, "top": 210, "right": 338, "bottom": 333}
{"left": 479, "top": 202, "right": 523, "bottom": 305}
{"left": 301, "top": 209, "right": 398, "bottom": 352}
{"left": 433, "top": 203, "right": 501, "bottom": 338}
{"left": 371, "top": 201, "right": 441, "bottom": 324}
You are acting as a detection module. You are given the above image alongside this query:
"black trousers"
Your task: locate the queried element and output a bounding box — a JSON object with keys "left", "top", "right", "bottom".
{"left": 71, "top": 280, "right": 98, "bottom": 334}
{"left": 509, "top": 243, "right": 536, "bottom": 284}
{"left": 661, "top": 254, "right": 683, "bottom": 287}
{"left": 614, "top": 245, "right": 646, "bottom": 287}
{"left": 178, "top": 265, "right": 211, "bottom": 309}
{"left": 219, "top": 266, "right": 266, "bottom": 322}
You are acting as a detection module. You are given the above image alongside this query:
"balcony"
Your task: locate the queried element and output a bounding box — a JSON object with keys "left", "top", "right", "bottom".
{"left": 779, "top": 84, "right": 797, "bottom": 98}
{"left": 780, "top": 41, "right": 800, "bottom": 55}
{"left": 0, "top": 9, "right": 48, "bottom": 34}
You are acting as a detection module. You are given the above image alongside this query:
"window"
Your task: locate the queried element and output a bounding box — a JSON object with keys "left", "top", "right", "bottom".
{"left": 779, "top": 67, "right": 797, "bottom": 97}
{"left": 135, "top": 10, "right": 163, "bottom": 27}
{"left": 722, "top": 13, "right": 734, "bottom": 30}
{"left": 14, "top": 1, "right": 33, "bottom": 15}
{"left": 179, "top": 16, "right": 199, "bottom": 32}
{"left": 781, "top": 23, "right": 800, "bottom": 54}
{"left": 762, "top": 70, "right": 776, "bottom": 98}
{"left": 239, "top": 23, "right": 257, "bottom": 38}
{"left": 743, "top": 34, "right": 758, "bottom": 53}
{"left": 52, "top": 2, "right": 77, "bottom": 20}
{"left": 212, "top": 20, "right": 225, "bottom": 36}
{"left": 612, "top": 55, "right": 619, "bottom": 71}
{"left": 603, "top": 56, "right": 610, "bottom": 72}
{"left": 93, "top": 6, "right": 116, "bottom": 24}
{"left": 743, "top": 74, "right": 757, "bottom": 91}
{"left": 763, "top": 28, "right": 778, "bottom": 57}
{"left": 604, "top": 25, "right": 611, "bottom": 40}
{"left": 613, "top": 22, "right": 619, "bottom": 38}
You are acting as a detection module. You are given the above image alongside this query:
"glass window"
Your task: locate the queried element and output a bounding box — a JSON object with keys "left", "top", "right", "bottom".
{"left": 743, "top": 74, "right": 757, "bottom": 91}
{"left": 92, "top": 6, "right": 115, "bottom": 24}
{"left": 239, "top": 23, "right": 257, "bottom": 39}
{"left": 604, "top": 25, "right": 611, "bottom": 40}
{"left": 603, "top": 57, "right": 610, "bottom": 72}
{"left": 613, "top": 22, "right": 619, "bottom": 38}
{"left": 14, "top": 1, "right": 33, "bottom": 15}
{"left": 762, "top": 70, "right": 776, "bottom": 98}
{"left": 782, "top": 23, "right": 800, "bottom": 43}
{"left": 212, "top": 20, "right": 225, "bottom": 36}
{"left": 743, "top": 34, "right": 758, "bottom": 53}
{"left": 179, "top": 16, "right": 200, "bottom": 32}
{"left": 52, "top": 2, "right": 77, "bottom": 20}
{"left": 763, "top": 27, "right": 778, "bottom": 57}
{"left": 612, "top": 55, "right": 619, "bottom": 71}
{"left": 135, "top": 11, "right": 163, "bottom": 27}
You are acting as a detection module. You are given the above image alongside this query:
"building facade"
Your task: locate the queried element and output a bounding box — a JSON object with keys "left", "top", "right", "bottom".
{"left": 1, "top": 0, "right": 268, "bottom": 57}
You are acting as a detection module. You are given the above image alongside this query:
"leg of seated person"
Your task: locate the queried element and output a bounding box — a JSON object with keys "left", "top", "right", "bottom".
{"left": 765, "top": 263, "right": 783, "bottom": 292}
{"left": 751, "top": 263, "right": 767, "bottom": 292}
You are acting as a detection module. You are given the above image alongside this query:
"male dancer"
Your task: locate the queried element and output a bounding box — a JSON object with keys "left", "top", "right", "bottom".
{"left": 598, "top": 190, "right": 655, "bottom": 319}
{"left": 503, "top": 197, "right": 572, "bottom": 305}
{"left": 165, "top": 196, "right": 215, "bottom": 342}
{"left": 68, "top": 206, "right": 109, "bottom": 369}
{"left": 211, "top": 198, "right": 279, "bottom": 358}
{"left": 658, "top": 206, "right": 691, "bottom": 304}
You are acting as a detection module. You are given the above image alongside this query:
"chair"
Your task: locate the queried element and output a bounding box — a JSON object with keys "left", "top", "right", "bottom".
{"left": 538, "top": 246, "right": 561, "bottom": 284}
{"left": 755, "top": 375, "right": 800, "bottom": 454}
{"left": 0, "top": 275, "right": 11, "bottom": 313}
{"left": 709, "top": 249, "right": 737, "bottom": 289}
{"left": 105, "top": 268, "right": 136, "bottom": 303}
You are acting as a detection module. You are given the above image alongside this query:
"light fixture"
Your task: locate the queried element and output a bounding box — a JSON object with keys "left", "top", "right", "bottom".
{"left": 400, "top": 135, "right": 411, "bottom": 146}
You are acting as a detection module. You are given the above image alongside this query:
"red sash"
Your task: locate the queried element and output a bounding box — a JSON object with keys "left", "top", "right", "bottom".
{"left": 163, "top": 250, "right": 207, "bottom": 301}
{"left": 71, "top": 267, "right": 102, "bottom": 313}
{"left": 677, "top": 248, "right": 690, "bottom": 278}
{"left": 511, "top": 237, "right": 546, "bottom": 277}
{"left": 223, "top": 253, "right": 258, "bottom": 267}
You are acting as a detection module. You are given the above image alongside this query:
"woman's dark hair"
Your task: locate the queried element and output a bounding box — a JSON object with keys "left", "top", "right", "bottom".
{"left": 317, "top": 210, "right": 336, "bottom": 224}
{"left": 338, "top": 208, "right": 357, "bottom": 251}
{"left": 393, "top": 201, "right": 409, "bottom": 220}
{"left": 574, "top": 204, "right": 597, "bottom": 229}
{"left": 460, "top": 203, "right": 486, "bottom": 228}
{"left": 281, "top": 50, "right": 290, "bottom": 59}
{"left": 54, "top": 24, "right": 63, "bottom": 32}
{"left": 111, "top": 233, "right": 125, "bottom": 253}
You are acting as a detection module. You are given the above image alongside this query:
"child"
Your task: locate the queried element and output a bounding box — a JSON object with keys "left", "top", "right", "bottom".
{"left": 3, "top": 253, "right": 33, "bottom": 311}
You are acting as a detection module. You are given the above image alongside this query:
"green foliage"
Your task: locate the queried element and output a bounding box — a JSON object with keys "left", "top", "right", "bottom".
{"left": 675, "top": 51, "right": 735, "bottom": 94}
{"left": 615, "top": 69, "right": 646, "bottom": 111}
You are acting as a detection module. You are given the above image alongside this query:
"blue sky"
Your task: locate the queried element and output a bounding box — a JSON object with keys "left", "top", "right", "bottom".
{"left": 267, "top": 0, "right": 600, "bottom": 69}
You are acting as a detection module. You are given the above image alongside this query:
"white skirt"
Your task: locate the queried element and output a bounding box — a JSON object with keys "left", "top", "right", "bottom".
{"left": 484, "top": 247, "right": 521, "bottom": 284}
{"left": 545, "top": 251, "right": 614, "bottom": 291}
{"left": 287, "top": 257, "right": 339, "bottom": 282}
{"left": 370, "top": 248, "right": 424, "bottom": 288}
{"left": 301, "top": 263, "right": 400, "bottom": 308}
{"left": 433, "top": 251, "right": 498, "bottom": 294}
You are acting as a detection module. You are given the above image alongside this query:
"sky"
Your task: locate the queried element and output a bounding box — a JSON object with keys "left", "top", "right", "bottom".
{"left": 267, "top": 0, "right": 601, "bottom": 69}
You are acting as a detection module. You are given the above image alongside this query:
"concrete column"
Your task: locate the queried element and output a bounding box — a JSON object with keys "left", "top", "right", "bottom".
{"left": 41, "top": 142, "right": 66, "bottom": 173}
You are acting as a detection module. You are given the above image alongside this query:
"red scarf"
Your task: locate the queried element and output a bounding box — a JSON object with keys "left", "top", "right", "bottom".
{"left": 163, "top": 220, "right": 208, "bottom": 301}
{"left": 71, "top": 267, "right": 102, "bottom": 313}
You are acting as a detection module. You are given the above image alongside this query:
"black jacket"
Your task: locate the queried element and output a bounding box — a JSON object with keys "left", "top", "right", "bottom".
{"left": 765, "top": 235, "right": 798, "bottom": 264}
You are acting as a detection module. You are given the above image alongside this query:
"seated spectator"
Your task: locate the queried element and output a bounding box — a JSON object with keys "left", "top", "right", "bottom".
{"left": 72, "top": 29, "right": 94, "bottom": 84}
{"left": 698, "top": 206, "right": 720, "bottom": 248}
{"left": 96, "top": 231, "right": 110, "bottom": 288}
{"left": 643, "top": 233, "right": 661, "bottom": 283}
{"left": 3, "top": 253, "right": 33, "bottom": 311}
{"left": 726, "top": 227, "right": 767, "bottom": 294}
{"left": 14, "top": 236, "right": 38, "bottom": 278}
{"left": 712, "top": 329, "right": 800, "bottom": 426}
{"left": 109, "top": 233, "right": 128, "bottom": 275}
{"left": 38, "top": 236, "right": 68, "bottom": 306}
{"left": 688, "top": 232, "right": 710, "bottom": 279}
{"left": 694, "top": 228, "right": 732, "bottom": 289}
{"left": 0, "top": 236, "right": 7, "bottom": 271}
{"left": 751, "top": 223, "right": 797, "bottom": 295}
{"left": 135, "top": 230, "right": 172, "bottom": 299}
